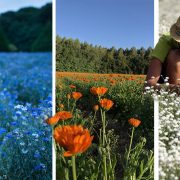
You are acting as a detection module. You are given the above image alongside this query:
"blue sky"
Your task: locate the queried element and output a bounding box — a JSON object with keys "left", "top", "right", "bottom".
{"left": 0, "top": 0, "right": 52, "bottom": 13}
{"left": 57, "top": 0, "right": 154, "bottom": 48}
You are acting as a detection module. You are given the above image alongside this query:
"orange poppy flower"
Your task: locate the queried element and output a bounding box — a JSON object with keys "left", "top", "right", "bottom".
{"left": 128, "top": 118, "right": 141, "bottom": 127}
{"left": 90, "top": 87, "right": 108, "bottom": 96}
{"left": 69, "top": 85, "right": 76, "bottom": 89}
{"left": 54, "top": 125, "right": 94, "bottom": 157}
{"left": 93, "top": 105, "right": 99, "bottom": 112}
{"left": 72, "top": 92, "right": 82, "bottom": 100}
{"left": 100, "top": 98, "right": 114, "bottom": 110}
{"left": 47, "top": 111, "right": 73, "bottom": 125}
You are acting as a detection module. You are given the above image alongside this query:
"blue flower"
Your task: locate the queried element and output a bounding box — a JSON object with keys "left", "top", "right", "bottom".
{"left": 1, "top": 152, "right": 7, "bottom": 158}
{"left": 34, "top": 151, "right": 41, "bottom": 158}
{"left": 0, "top": 128, "right": 6, "bottom": 135}
{"left": 6, "top": 134, "right": 13, "bottom": 139}
{"left": 10, "top": 122, "right": 18, "bottom": 126}
{"left": 42, "top": 137, "right": 50, "bottom": 142}
{"left": 34, "top": 163, "right": 46, "bottom": 171}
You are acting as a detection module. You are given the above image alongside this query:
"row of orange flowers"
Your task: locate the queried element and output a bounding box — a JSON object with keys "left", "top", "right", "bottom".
{"left": 56, "top": 72, "right": 145, "bottom": 79}
{"left": 57, "top": 72, "right": 145, "bottom": 86}
{"left": 59, "top": 77, "right": 144, "bottom": 86}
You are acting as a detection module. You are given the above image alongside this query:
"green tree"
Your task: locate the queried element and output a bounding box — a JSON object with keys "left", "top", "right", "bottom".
{"left": 0, "top": 27, "right": 9, "bottom": 51}
{"left": 56, "top": 36, "right": 152, "bottom": 74}
{"left": 0, "top": 3, "right": 52, "bottom": 52}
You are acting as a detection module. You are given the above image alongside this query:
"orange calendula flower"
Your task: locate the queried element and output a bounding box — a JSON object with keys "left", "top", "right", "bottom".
{"left": 69, "top": 85, "right": 76, "bottom": 89}
{"left": 72, "top": 92, "right": 82, "bottom": 100}
{"left": 54, "top": 125, "right": 94, "bottom": 157}
{"left": 93, "top": 105, "right": 99, "bottom": 112}
{"left": 128, "top": 118, "right": 141, "bottom": 127}
{"left": 90, "top": 87, "right": 108, "bottom": 96}
{"left": 47, "top": 111, "right": 73, "bottom": 125}
{"left": 100, "top": 98, "right": 114, "bottom": 110}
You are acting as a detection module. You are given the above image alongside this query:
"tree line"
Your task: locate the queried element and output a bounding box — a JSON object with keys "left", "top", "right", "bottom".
{"left": 56, "top": 36, "right": 153, "bottom": 74}
{"left": 0, "top": 3, "right": 52, "bottom": 52}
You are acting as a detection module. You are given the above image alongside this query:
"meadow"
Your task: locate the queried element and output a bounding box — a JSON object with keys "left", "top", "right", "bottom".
{"left": 0, "top": 53, "right": 52, "bottom": 179}
{"left": 158, "top": 90, "right": 180, "bottom": 179}
{"left": 141, "top": 79, "right": 180, "bottom": 180}
{"left": 54, "top": 72, "right": 154, "bottom": 180}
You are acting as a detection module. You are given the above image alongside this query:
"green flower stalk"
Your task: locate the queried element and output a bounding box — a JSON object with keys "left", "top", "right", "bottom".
{"left": 126, "top": 127, "right": 135, "bottom": 164}
{"left": 72, "top": 156, "right": 77, "bottom": 180}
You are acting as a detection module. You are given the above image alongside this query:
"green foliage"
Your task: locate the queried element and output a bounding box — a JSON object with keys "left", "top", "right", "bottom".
{"left": 0, "top": 3, "right": 52, "bottom": 52}
{"left": 122, "top": 137, "right": 154, "bottom": 180}
{"left": 56, "top": 36, "right": 153, "bottom": 74}
{"left": 0, "top": 26, "right": 9, "bottom": 51}
{"left": 32, "top": 21, "right": 52, "bottom": 52}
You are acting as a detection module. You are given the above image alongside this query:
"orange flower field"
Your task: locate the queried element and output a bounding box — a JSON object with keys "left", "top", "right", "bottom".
{"left": 54, "top": 71, "right": 154, "bottom": 180}
{"left": 56, "top": 72, "right": 145, "bottom": 85}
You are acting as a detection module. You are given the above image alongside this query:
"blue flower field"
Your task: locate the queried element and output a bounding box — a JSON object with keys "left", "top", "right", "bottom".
{"left": 0, "top": 53, "right": 52, "bottom": 179}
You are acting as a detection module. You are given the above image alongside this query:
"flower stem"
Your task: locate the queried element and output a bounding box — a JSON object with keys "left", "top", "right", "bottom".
{"left": 90, "top": 111, "right": 96, "bottom": 132}
{"left": 71, "top": 101, "right": 76, "bottom": 113}
{"left": 98, "top": 96, "right": 108, "bottom": 179}
{"left": 103, "top": 155, "right": 107, "bottom": 180}
{"left": 65, "top": 168, "right": 69, "bottom": 180}
{"left": 103, "top": 111, "right": 107, "bottom": 143}
{"left": 71, "top": 156, "right": 77, "bottom": 180}
{"left": 101, "top": 109, "right": 107, "bottom": 180}
{"left": 126, "top": 127, "right": 135, "bottom": 165}
{"left": 100, "top": 108, "right": 105, "bottom": 146}
{"left": 67, "top": 98, "right": 70, "bottom": 111}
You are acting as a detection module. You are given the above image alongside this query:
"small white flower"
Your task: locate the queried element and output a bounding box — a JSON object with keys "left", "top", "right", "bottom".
{"left": 145, "top": 86, "right": 150, "bottom": 90}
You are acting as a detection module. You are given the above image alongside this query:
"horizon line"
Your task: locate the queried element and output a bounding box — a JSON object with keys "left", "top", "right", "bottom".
{"left": 57, "top": 34, "right": 153, "bottom": 50}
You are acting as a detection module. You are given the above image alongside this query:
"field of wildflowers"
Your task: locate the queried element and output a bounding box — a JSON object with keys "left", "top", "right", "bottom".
{"left": 144, "top": 79, "right": 180, "bottom": 180}
{"left": 53, "top": 72, "right": 154, "bottom": 179}
{"left": 158, "top": 89, "right": 180, "bottom": 179}
{"left": 0, "top": 53, "right": 52, "bottom": 179}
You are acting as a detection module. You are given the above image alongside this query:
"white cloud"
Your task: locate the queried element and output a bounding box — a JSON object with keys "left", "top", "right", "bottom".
{"left": 0, "top": 0, "right": 52, "bottom": 13}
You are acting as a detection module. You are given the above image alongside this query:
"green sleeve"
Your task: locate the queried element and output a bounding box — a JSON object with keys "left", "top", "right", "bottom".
{"left": 150, "top": 35, "right": 172, "bottom": 63}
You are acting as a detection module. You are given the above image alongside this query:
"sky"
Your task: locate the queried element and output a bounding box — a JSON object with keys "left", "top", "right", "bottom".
{"left": 0, "top": 0, "right": 52, "bottom": 13}
{"left": 57, "top": 0, "right": 154, "bottom": 49}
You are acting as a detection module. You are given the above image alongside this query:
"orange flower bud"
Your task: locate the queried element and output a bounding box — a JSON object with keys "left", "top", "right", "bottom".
{"left": 67, "top": 94, "right": 71, "bottom": 99}
{"left": 69, "top": 85, "right": 76, "bottom": 89}
{"left": 93, "top": 105, "right": 99, "bottom": 112}
{"left": 72, "top": 92, "right": 82, "bottom": 100}
{"left": 59, "top": 104, "right": 64, "bottom": 109}
{"left": 128, "top": 118, "right": 141, "bottom": 127}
